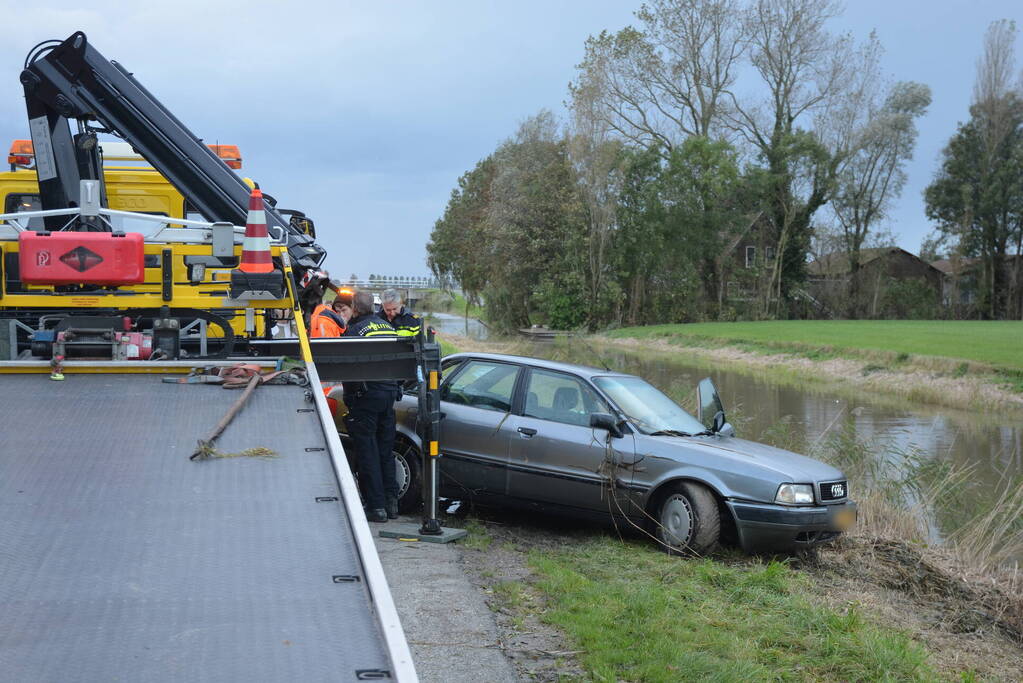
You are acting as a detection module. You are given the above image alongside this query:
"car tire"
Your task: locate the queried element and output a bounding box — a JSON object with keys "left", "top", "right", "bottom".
{"left": 394, "top": 441, "right": 423, "bottom": 514}
{"left": 655, "top": 481, "right": 720, "bottom": 556}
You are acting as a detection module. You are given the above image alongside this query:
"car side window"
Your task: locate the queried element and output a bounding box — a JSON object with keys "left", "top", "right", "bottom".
{"left": 442, "top": 360, "right": 518, "bottom": 412}
{"left": 441, "top": 359, "right": 463, "bottom": 380}
{"left": 404, "top": 358, "right": 463, "bottom": 395}
{"left": 523, "top": 369, "right": 608, "bottom": 427}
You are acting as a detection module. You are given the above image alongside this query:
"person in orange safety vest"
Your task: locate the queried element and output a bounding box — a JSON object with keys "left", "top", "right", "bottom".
{"left": 309, "top": 287, "right": 353, "bottom": 338}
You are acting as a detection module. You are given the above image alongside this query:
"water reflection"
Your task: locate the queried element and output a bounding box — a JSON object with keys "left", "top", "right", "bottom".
{"left": 423, "top": 312, "right": 489, "bottom": 340}
{"left": 577, "top": 347, "right": 1021, "bottom": 488}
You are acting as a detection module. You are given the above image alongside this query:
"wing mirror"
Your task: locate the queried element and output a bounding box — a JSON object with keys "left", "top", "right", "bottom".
{"left": 590, "top": 412, "right": 624, "bottom": 439}
{"left": 712, "top": 410, "right": 735, "bottom": 438}
{"left": 699, "top": 378, "right": 734, "bottom": 436}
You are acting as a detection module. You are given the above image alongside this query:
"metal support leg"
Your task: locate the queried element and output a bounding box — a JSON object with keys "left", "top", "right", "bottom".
{"left": 418, "top": 326, "right": 442, "bottom": 535}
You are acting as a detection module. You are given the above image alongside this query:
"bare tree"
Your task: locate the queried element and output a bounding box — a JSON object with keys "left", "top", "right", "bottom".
{"left": 831, "top": 75, "right": 931, "bottom": 316}
{"left": 725, "top": 0, "right": 856, "bottom": 315}
{"left": 567, "top": 80, "right": 628, "bottom": 325}
{"left": 570, "top": 0, "right": 745, "bottom": 152}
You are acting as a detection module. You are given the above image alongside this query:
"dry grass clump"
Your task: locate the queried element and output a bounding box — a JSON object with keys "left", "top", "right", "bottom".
{"left": 811, "top": 424, "right": 1023, "bottom": 642}
{"left": 192, "top": 443, "right": 277, "bottom": 460}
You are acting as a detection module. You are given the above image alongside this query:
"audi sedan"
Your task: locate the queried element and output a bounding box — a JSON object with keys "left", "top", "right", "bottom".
{"left": 387, "top": 352, "right": 857, "bottom": 554}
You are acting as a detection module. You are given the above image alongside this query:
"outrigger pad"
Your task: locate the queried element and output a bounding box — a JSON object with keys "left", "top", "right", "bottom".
{"left": 229, "top": 269, "right": 285, "bottom": 300}
{"left": 378, "top": 523, "right": 468, "bottom": 544}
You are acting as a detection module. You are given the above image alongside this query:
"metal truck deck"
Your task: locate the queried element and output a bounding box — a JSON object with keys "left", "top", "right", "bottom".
{"left": 0, "top": 370, "right": 414, "bottom": 681}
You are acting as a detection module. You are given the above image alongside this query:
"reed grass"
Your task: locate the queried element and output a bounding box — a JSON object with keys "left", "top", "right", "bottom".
{"left": 803, "top": 423, "right": 1023, "bottom": 640}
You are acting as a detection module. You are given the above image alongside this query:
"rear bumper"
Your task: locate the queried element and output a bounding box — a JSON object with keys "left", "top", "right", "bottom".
{"left": 727, "top": 499, "right": 857, "bottom": 554}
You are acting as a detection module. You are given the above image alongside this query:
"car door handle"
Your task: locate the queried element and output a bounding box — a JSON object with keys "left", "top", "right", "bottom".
{"left": 517, "top": 427, "right": 537, "bottom": 437}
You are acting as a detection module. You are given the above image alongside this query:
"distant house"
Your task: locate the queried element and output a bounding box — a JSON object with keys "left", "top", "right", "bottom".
{"left": 806, "top": 247, "right": 943, "bottom": 318}
{"left": 929, "top": 256, "right": 978, "bottom": 309}
{"left": 718, "top": 213, "right": 771, "bottom": 305}
{"left": 931, "top": 255, "right": 1023, "bottom": 318}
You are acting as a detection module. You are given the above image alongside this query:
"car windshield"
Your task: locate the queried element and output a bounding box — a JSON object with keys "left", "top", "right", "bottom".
{"left": 593, "top": 375, "right": 706, "bottom": 436}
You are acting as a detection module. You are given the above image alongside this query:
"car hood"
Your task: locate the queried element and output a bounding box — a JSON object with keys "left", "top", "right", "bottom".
{"left": 643, "top": 434, "right": 846, "bottom": 483}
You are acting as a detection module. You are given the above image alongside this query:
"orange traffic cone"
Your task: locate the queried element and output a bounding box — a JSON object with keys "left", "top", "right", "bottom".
{"left": 238, "top": 188, "right": 273, "bottom": 273}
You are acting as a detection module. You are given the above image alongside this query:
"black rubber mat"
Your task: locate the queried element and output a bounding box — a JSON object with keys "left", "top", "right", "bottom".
{"left": 0, "top": 373, "right": 391, "bottom": 681}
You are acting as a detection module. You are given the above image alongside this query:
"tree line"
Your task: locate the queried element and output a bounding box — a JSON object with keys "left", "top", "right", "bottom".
{"left": 428, "top": 1, "right": 1021, "bottom": 331}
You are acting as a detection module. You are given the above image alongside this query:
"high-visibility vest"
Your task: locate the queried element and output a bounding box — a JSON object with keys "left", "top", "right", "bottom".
{"left": 310, "top": 303, "right": 346, "bottom": 338}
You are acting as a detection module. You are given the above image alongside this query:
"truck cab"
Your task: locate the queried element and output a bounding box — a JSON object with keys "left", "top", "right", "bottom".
{"left": 2, "top": 139, "right": 247, "bottom": 234}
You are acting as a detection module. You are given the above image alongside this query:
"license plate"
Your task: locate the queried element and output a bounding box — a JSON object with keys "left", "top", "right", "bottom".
{"left": 832, "top": 507, "right": 856, "bottom": 531}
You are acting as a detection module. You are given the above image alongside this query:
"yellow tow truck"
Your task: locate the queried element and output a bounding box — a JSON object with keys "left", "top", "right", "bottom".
{"left": 1, "top": 30, "right": 443, "bottom": 681}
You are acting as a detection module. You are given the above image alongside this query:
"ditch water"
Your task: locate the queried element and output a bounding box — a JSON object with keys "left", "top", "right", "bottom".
{"left": 580, "top": 345, "right": 1023, "bottom": 490}
{"left": 423, "top": 312, "right": 490, "bottom": 340}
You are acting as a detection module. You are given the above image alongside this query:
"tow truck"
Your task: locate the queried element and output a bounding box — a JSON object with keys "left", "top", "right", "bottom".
{"left": 0, "top": 32, "right": 441, "bottom": 681}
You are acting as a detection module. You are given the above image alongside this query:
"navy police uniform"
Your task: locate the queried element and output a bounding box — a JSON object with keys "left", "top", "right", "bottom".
{"left": 342, "top": 313, "right": 401, "bottom": 515}
{"left": 383, "top": 307, "right": 422, "bottom": 338}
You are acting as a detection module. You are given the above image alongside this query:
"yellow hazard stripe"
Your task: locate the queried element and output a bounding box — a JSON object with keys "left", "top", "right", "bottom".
{"left": 281, "top": 260, "right": 313, "bottom": 363}
{"left": 429, "top": 370, "right": 438, "bottom": 390}
{"left": 429, "top": 441, "right": 439, "bottom": 456}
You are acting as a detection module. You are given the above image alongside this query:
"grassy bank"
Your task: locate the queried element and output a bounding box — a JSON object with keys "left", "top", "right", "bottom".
{"left": 530, "top": 542, "right": 934, "bottom": 681}
{"left": 606, "top": 321, "right": 1023, "bottom": 370}
{"left": 599, "top": 321, "right": 1023, "bottom": 413}
{"left": 461, "top": 420, "right": 1023, "bottom": 681}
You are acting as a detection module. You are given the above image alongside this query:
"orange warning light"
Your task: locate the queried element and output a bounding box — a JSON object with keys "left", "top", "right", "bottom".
{"left": 8, "top": 139, "right": 33, "bottom": 166}
{"left": 208, "top": 144, "right": 242, "bottom": 169}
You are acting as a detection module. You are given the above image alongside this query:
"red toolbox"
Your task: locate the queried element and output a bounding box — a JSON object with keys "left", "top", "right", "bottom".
{"left": 18, "top": 231, "right": 145, "bottom": 285}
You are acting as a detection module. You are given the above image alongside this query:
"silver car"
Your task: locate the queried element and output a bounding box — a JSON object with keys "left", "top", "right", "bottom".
{"left": 386, "top": 352, "right": 857, "bottom": 554}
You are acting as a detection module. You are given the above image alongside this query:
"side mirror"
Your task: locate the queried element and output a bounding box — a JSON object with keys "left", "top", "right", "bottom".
{"left": 712, "top": 411, "right": 735, "bottom": 437}
{"left": 697, "top": 377, "right": 727, "bottom": 432}
{"left": 590, "top": 412, "right": 624, "bottom": 439}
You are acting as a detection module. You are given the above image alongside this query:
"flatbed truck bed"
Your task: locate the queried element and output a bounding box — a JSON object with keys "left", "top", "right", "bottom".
{"left": 0, "top": 364, "right": 415, "bottom": 681}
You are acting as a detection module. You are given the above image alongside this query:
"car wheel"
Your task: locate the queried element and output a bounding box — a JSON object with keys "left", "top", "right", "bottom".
{"left": 394, "top": 442, "right": 423, "bottom": 514}
{"left": 655, "top": 482, "right": 720, "bottom": 556}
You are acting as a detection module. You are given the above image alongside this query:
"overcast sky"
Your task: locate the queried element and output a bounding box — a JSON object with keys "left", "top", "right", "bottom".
{"left": 2, "top": 1, "right": 1020, "bottom": 277}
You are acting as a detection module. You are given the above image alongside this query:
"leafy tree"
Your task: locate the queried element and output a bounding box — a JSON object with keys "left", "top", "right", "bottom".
{"left": 426, "top": 156, "right": 496, "bottom": 316}
{"left": 615, "top": 147, "right": 668, "bottom": 324}
{"left": 727, "top": 0, "right": 858, "bottom": 315}
{"left": 486, "top": 111, "right": 587, "bottom": 331}
{"left": 925, "top": 20, "right": 1023, "bottom": 319}
{"left": 659, "top": 137, "right": 746, "bottom": 317}
{"left": 568, "top": 67, "right": 630, "bottom": 328}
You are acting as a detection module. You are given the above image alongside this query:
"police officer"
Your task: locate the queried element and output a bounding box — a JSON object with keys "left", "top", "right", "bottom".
{"left": 309, "top": 286, "right": 353, "bottom": 338}
{"left": 343, "top": 290, "right": 401, "bottom": 522}
{"left": 379, "top": 288, "right": 422, "bottom": 338}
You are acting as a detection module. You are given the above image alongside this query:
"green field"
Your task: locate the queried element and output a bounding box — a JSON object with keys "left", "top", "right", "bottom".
{"left": 608, "top": 321, "right": 1023, "bottom": 370}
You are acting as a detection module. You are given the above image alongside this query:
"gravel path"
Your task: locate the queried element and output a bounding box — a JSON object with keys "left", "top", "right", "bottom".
{"left": 373, "top": 517, "right": 518, "bottom": 683}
